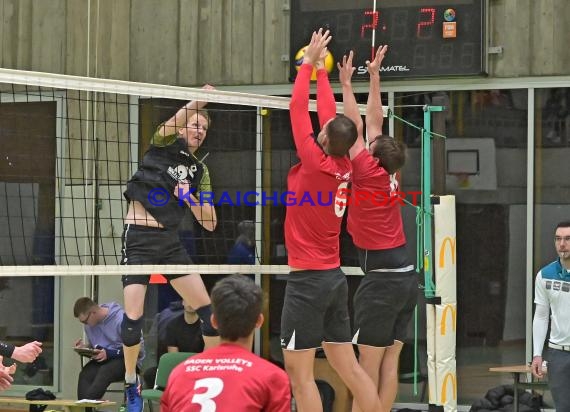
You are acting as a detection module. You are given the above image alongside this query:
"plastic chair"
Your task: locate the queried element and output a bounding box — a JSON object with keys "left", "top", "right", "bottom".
{"left": 141, "top": 351, "right": 195, "bottom": 411}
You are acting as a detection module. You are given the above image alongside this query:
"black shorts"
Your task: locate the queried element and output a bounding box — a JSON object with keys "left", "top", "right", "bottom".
{"left": 120, "top": 224, "right": 193, "bottom": 286}
{"left": 280, "top": 268, "right": 352, "bottom": 350}
{"left": 357, "top": 244, "right": 413, "bottom": 273}
{"left": 353, "top": 247, "right": 417, "bottom": 347}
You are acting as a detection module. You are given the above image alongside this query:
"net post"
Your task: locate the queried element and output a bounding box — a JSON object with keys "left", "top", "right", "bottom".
{"left": 421, "top": 105, "right": 444, "bottom": 299}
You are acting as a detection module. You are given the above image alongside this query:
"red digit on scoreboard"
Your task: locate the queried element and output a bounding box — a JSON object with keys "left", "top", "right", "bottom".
{"left": 360, "top": 10, "right": 379, "bottom": 38}
{"left": 417, "top": 7, "right": 435, "bottom": 38}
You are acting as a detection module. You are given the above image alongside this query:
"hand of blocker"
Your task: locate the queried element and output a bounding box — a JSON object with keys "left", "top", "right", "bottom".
{"left": 366, "top": 45, "right": 388, "bottom": 75}
{"left": 303, "top": 28, "right": 332, "bottom": 66}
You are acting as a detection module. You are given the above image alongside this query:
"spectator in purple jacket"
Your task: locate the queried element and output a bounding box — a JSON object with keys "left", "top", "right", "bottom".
{"left": 73, "top": 297, "right": 144, "bottom": 400}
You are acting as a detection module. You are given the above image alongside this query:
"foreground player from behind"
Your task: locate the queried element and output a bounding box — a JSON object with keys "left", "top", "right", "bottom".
{"left": 281, "top": 29, "right": 386, "bottom": 412}
{"left": 339, "top": 47, "right": 416, "bottom": 412}
{"left": 121, "top": 89, "right": 219, "bottom": 411}
{"left": 161, "top": 275, "right": 290, "bottom": 412}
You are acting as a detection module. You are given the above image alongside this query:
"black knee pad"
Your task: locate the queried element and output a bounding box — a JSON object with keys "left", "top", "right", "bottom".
{"left": 121, "top": 314, "right": 143, "bottom": 347}
{"left": 196, "top": 304, "right": 219, "bottom": 337}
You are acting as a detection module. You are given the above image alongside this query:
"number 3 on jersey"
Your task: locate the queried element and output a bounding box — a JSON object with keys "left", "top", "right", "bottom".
{"left": 191, "top": 377, "right": 224, "bottom": 411}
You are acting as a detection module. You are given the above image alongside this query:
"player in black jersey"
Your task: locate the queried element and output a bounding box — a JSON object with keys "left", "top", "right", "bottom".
{"left": 120, "top": 85, "right": 219, "bottom": 412}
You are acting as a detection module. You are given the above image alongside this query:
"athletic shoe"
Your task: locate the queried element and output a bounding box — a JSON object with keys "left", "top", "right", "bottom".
{"left": 124, "top": 379, "right": 143, "bottom": 412}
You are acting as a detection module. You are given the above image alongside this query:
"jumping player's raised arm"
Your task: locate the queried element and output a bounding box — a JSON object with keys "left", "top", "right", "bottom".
{"left": 290, "top": 29, "right": 332, "bottom": 157}
{"left": 156, "top": 84, "right": 216, "bottom": 140}
{"left": 316, "top": 53, "right": 337, "bottom": 127}
{"left": 365, "top": 46, "right": 388, "bottom": 146}
{"left": 338, "top": 51, "right": 365, "bottom": 160}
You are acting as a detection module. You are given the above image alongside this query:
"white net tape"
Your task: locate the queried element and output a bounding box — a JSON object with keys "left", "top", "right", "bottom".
{"left": 0, "top": 264, "right": 365, "bottom": 277}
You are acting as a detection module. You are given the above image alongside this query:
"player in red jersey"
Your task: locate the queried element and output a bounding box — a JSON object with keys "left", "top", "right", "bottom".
{"left": 339, "top": 47, "right": 417, "bottom": 411}
{"left": 281, "top": 29, "right": 386, "bottom": 412}
{"left": 161, "top": 275, "right": 290, "bottom": 412}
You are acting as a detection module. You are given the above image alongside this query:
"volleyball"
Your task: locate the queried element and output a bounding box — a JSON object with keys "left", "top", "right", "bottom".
{"left": 294, "top": 45, "right": 334, "bottom": 80}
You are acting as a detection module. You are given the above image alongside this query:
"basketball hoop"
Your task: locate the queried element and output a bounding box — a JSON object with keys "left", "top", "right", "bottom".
{"left": 451, "top": 172, "right": 471, "bottom": 188}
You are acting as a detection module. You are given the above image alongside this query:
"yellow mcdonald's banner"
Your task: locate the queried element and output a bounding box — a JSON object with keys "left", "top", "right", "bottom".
{"left": 435, "top": 304, "right": 456, "bottom": 370}
{"left": 439, "top": 236, "right": 456, "bottom": 268}
{"left": 440, "top": 304, "right": 457, "bottom": 336}
{"left": 434, "top": 196, "right": 456, "bottom": 303}
{"left": 440, "top": 371, "right": 457, "bottom": 403}
{"left": 428, "top": 196, "right": 457, "bottom": 411}
{"left": 434, "top": 358, "right": 457, "bottom": 411}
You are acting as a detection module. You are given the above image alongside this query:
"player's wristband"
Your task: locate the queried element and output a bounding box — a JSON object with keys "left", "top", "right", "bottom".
{"left": 0, "top": 341, "right": 15, "bottom": 358}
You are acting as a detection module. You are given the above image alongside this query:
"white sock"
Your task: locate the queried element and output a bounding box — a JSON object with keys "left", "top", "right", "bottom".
{"left": 125, "top": 373, "right": 137, "bottom": 384}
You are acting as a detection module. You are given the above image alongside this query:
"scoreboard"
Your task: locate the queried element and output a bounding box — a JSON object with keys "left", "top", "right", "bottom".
{"left": 290, "top": 0, "right": 486, "bottom": 80}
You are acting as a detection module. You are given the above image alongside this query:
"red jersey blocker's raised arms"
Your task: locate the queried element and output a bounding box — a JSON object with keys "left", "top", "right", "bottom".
{"left": 282, "top": 29, "right": 386, "bottom": 412}
{"left": 286, "top": 29, "right": 353, "bottom": 270}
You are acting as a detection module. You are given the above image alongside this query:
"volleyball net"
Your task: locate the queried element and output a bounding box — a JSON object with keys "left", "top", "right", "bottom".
{"left": 0, "top": 69, "right": 441, "bottom": 401}
{"left": 0, "top": 68, "right": 373, "bottom": 277}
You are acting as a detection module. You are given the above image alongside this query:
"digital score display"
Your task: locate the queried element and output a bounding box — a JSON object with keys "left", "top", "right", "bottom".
{"left": 290, "top": 0, "right": 486, "bottom": 80}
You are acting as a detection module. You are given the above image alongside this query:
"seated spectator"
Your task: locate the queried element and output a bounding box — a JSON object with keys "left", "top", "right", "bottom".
{"left": 73, "top": 297, "right": 144, "bottom": 400}
{"left": 150, "top": 300, "right": 184, "bottom": 360}
{"left": 144, "top": 301, "right": 204, "bottom": 387}
{"left": 166, "top": 301, "right": 205, "bottom": 353}
{"left": 161, "top": 275, "right": 290, "bottom": 412}
{"left": 142, "top": 300, "right": 183, "bottom": 388}
{"left": 228, "top": 220, "right": 255, "bottom": 264}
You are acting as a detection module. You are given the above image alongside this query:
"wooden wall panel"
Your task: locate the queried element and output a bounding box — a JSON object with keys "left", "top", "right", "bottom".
{"left": 251, "top": 0, "right": 265, "bottom": 84}
{"left": 30, "top": 0, "right": 66, "bottom": 73}
{"left": 0, "top": 1, "right": 568, "bottom": 85}
{"left": 262, "top": 0, "right": 288, "bottom": 84}
{"left": 129, "top": 0, "right": 180, "bottom": 83}
{"left": 531, "top": 0, "right": 555, "bottom": 75}
{"left": 178, "top": 0, "right": 200, "bottom": 85}
{"left": 95, "top": 0, "right": 131, "bottom": 80}
{"left": 0, "top": 0, "right": 33, "bottom": 70}
{"left": 551, "top": 0, "right": 570, "bottom": 74}
{"left": 65, "top": 0, "right": 89, "bottom": 76}
{"left": 198, "top": 0, "right": 224, "bottom": 84}
{"left": 225, "top": 0, "right": 253, "bottom": 84}
{"left": 489, "top": 0, "right": 531, "bottom": 77}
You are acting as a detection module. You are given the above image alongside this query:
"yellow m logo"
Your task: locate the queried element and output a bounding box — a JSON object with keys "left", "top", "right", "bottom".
{"left": 438, "top": 236, "right": 456, "bottom": 268}
{"left": 440, "top": 304, "right": 456, "bottom": 335}
{"left": 440, "top": 372, "right": 457, "bottom": 403}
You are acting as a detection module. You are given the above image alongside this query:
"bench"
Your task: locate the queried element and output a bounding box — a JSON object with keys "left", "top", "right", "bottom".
{"left": 488, "top": 365, "right": 548, "bottom": 412}
{"left": 0, "top": 397, "right": 116, "bottom": 412}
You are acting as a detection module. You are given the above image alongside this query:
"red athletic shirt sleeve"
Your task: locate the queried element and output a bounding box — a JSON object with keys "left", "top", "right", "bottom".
{"left": 316, "top": 68, "right": 336, "bottom": 127}
{"left": 289, "top": 64, "right": 315, "bottom": 161}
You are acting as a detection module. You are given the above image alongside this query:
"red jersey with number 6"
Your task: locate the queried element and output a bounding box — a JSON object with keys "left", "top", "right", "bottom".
{"left": 285, "top": 64, "right": 352, "bottom": 270}
{"left": 161, "top": 343, "right": 290, "bottom": 412}
{"left": 347, "top": 149, "right": 406, "bottom": 250}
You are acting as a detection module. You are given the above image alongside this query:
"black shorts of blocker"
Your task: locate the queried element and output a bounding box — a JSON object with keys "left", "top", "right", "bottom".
{"left": 281, "top": 268, "right": 352, "bottom": 350}
{"left": 353, "top": 268, "right": 418, "bottom": 347}
{"left": 120, "top": 224, "right": 193, "bottom": 286}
